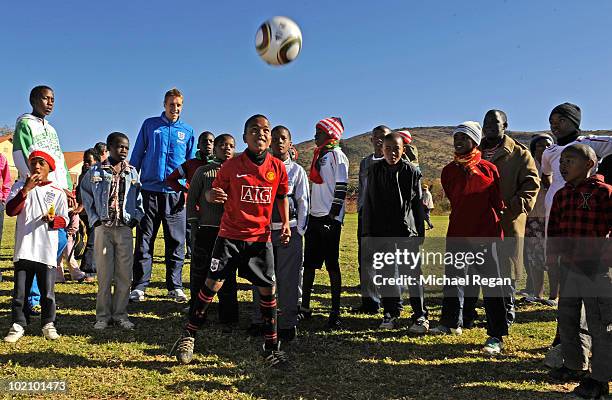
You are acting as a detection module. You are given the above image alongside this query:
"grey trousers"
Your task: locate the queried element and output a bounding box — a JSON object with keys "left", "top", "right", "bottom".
{"left": 252, "top": 227, "right": 303, "bottom": 329}
{"left": 559, "top": 266, "right": 612, "bottom": 381}
{"left": 95, "top": 225, "right": 134, "bottom": 323}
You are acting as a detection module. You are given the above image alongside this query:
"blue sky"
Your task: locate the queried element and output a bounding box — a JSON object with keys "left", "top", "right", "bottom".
{"left": 0, "top": 0, "right": 610, "bottom": 151}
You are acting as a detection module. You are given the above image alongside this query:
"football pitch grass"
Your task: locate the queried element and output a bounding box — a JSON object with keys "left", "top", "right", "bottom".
{"left": 0, "top": 214, "right": 584, "bottom": 399}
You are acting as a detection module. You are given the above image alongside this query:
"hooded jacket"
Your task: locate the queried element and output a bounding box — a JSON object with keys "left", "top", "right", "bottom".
{"left": 12, "top": 113, "right": 72, "bottom": 190}
{"left": 130, "top": 113, "right": 196, "bottom": 193}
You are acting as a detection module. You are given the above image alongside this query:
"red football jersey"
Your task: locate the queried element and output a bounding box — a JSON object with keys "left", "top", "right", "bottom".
{"left": 213, "top": 152, "right": 289, "bottom": 242}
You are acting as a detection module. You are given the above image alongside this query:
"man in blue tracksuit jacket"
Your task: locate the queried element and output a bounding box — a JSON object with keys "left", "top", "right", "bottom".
{"left": 129, "top": 88, "right": 196, "bottom": 303}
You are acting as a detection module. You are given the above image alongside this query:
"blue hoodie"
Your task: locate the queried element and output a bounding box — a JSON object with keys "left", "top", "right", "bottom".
{"left": 130, "top": 113, "right": 196, "bottom": 192}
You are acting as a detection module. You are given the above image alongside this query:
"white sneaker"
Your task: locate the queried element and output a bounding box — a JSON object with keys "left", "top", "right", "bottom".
{"left": 129, "top": 289, "right": 145, "bottom": 303}
{"left": 115, "top": 319, "right": 135, "bottom": 330}
{"left": 168, "top": 289, "right": 188, "bottom": 303}
{"left": 42, "top": 323, "right": 60, "bottom": 340}
{"left": 93, "top": 320, "right": 109, "bottom": 330}
{"left": 4, "top": 323, "right": 25, "bottom": 343}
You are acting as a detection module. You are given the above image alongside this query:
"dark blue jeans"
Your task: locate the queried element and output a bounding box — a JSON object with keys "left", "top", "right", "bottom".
{"left": 28, "top": 228, "right": 67, "bottom": 308}
{"left": 132, "top": 191, "right": 186, "bottom": 292}
{"left": 440, "top": 240, "right": 514, "bottom": 338}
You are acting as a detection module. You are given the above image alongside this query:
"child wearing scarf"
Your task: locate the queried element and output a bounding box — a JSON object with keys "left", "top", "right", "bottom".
{"left": 300, "top": 117, "right": 349, "bottom": 330}
{"left": 430, "top": 122, "right": 511, "bottom": 356}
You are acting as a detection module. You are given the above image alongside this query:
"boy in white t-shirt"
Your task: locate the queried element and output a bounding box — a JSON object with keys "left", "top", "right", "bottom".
{"left": 300, "top": 117, "right": 349, "bottom": 329}
{"left": 4, "top": 151, "right": 69, "bottom": 343}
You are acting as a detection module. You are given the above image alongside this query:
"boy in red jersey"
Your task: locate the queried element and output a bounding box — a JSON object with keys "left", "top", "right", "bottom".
{"left": 171, "top": 115, "right": 291, "bottom": 367}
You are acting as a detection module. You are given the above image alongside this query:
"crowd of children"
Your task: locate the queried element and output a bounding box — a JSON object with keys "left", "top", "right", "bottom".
{"left": 1, "top": 86, "right": 610, "bottom": 398}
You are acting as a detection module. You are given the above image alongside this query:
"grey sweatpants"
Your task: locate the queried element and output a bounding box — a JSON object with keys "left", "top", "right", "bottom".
{"left": 252, "top": 227, "right": 303, "bottom": 329}
{"left": 559, "top": 266, "right": 612, "bottom": 382}
{"left": 95, "top": 225, "right": 134, "bottom": 323}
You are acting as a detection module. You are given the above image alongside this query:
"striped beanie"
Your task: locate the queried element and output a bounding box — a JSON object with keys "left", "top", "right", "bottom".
{"left": 453, "top": 121, "right": 482, "bottom": 145}
{"left": 396, "top": 130, "right": 413, "bottom": 144}
{"left": 316, "top": 117, "right": 344, "bottom": 140}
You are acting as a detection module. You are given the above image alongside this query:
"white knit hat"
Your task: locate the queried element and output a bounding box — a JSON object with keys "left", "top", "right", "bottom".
{"left": 453, "top": 121, "right": 482, "bottom": 145}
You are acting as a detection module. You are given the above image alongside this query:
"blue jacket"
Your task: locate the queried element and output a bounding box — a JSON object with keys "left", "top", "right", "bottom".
{"left": 130, "top": 113, "right": 196, "bottom": 192}
{"left": 80, "top": 161, "right": 145, "bottom": 227}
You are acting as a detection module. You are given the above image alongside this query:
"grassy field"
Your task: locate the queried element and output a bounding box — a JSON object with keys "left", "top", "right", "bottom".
{"left": 0, "top": 214, "right": 586, "bottom": 399}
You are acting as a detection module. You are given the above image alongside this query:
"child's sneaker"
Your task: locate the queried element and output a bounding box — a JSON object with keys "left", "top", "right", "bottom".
{"left": 170, "top": 331, "right": 195, "bottom": 364}
{"left": 379, "top": 313, "right": 399, "bottom": 329}
{"left": 168, "top": 289, "right": 188, "bottom": 303}
{"left": 42, "top": 323, "right": 60, "bottom": 340}
{"left": 115, "top": 319, "right": 135, "bottom": 330}
{"left": 572, "top": 377, "right": 609, "bottom": 399}
{"left": 4, "top": 323, "right": 25, "bottom": 343}
{"left": 483, "top": 337, "right": 504, "bottom": 355}
{"left": 429, "top": 324, "right": 463, "bottom": 335}
{"left": 408, "top": 316, "right": 430, "bottom": 334}
{"left": 129, "top": 289, "right": 145, "bottom": 303}
{"left": 262, "top": 343, "right": 288, "bottom": 368}
{"left": 93, "top": 320, "right": 109, "bottom": 330}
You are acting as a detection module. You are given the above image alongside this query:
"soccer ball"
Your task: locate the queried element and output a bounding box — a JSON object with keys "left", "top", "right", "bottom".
{"left": 255, "top": 16, "right": 302, "bottom": 66}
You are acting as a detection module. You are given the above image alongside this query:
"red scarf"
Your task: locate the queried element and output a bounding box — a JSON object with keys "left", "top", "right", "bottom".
{"left": 454, "top": 148, "right": 483, "bottom": 176}
{"left": 309, "top": 139, "right": 339, "bottom": 184}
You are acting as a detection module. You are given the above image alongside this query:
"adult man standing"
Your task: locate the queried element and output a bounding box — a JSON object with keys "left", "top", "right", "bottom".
{"left": 477, "top": 109, "right": 540, "bottom": 339}
{"left": 130, "top": 88, "right": 196, "bottom": 303}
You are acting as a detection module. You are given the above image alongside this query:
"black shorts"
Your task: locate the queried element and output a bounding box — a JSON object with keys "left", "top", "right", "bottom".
{"left": 207, "top": 236, "right": 276, "bottom": 287}
{"left": 303, "top": 215, "right": 342, "bottom": 271}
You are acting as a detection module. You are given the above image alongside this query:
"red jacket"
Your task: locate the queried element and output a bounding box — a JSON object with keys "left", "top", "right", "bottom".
{"left": 441, "top": 159, "right": 504, "bottom": 238}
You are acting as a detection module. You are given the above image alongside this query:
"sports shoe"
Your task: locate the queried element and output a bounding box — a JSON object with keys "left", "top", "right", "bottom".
{"left": 408, "top": 316, "right": 430, "bottom": 334}
{"left": 4, "top": 323, "right": 25, "bottom": 343}
{"left": 262, "top": 343, "right": 288, "bottom": 368}
{"left": 327, "top": 314, "right": 342, "bottom": 330}
{"left": 297, "top": 307, "right": 312, "bottom": 321}
{"left": 483, "top": 337, "right": 504, "bottom": 355}
{"left": 549, "top": 365, "right": 588, "bottom": 382}
{"left": 129, "top": 289, "right": 145, "bottom": 303}
{"left": 93, "top": 320, "right": 109, "bottom": 330}
{"left": 115, "top": 319, "right": 135, "bottom": 330}
{"left": 572, "top": 377, "right": 610, "bottom": 399}
{"left": 168, "top": 289, "right": 188, "bottom": 303}
{"left": 170, "top": 331, "right": 195, "bottom": 364}
{"left": 429, "top": 324, "right": 463, "bottom": 335}
{"left": 379, "top": 313, "right": 400, "bottom": 329}
{"left": 42, "top": 323, "right": 60, "bottom": 340}
{"left": 543, "top": 344, "right": 563, "bottom": 369}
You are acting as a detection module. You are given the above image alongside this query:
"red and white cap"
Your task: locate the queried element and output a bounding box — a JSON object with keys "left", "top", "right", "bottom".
{"left": 397, "top": 130, "right": 413, "bottom": 145}
{"left": 316, "top": 117, "right": 344, "bottom": 140}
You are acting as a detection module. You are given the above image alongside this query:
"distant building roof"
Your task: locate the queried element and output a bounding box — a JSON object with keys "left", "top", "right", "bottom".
{"left": 0, "top": 134, "right": 13, "bottom": 143}
{"left": 63, "top": 151, "right": 84, "bottom": 170}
